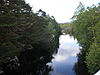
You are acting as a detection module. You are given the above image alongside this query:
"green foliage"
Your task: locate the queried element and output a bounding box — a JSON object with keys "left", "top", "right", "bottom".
{"left": 86, "top": 21, "right": 100, "bottom": 74}
{"left": 59, "top": 23, "right": 73, "bottom": 34}
{"left": 72, "top": 2, "right": 100, "bottom": 74}
{"left": 0, "top": 0, "right": 61, "bottom": 62}
{"left": 60, "top": 23, "right": 71, "bottom": 28}
{"left": 86, "top": 40, "right": 100, "bottom": 74}
{"left": 0, "top": 15, "right": 17, "bottom": 26}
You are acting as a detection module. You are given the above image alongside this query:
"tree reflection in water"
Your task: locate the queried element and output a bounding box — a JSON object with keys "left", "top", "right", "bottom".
{"left": 18, "top": 43, "right": 57, "bottom": 75}
{"left": 1, "top": 41, "right": 59, "bottom": 75}
{"left": 73, "top": 49, "right": 90, "bottom": 75}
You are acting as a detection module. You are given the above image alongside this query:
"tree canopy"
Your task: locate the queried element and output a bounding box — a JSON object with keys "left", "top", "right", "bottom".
{"left": 0, "top": 0, "right": 61, "bottom": 62}
{"left": 72, "top": 2, "right": 100, "bottom": 74}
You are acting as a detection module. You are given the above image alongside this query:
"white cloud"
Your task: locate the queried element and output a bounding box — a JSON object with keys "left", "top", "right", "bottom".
{"left": 53, "top": 47, "right": 80, "bottom": 62}
{"left": 25, "top": 0, "right": 100, "bottom": 23}
{"left": 59, "top": 35, "right": 77, "bottom": 43}
{"left": 53, "top": 54, "right": 68, "bottom": 62}
{"left": 52, "top": 35, "right": 80, "bottom": 62}
{"left": 94, "top": 70, "right": 100, "bottom": 75}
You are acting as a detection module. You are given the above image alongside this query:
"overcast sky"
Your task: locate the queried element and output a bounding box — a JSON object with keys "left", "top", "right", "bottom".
{"left": 25, "top": 0, "right": 100, "bottom": 23}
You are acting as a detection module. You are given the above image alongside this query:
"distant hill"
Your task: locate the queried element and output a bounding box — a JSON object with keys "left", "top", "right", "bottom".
{"left": 59, "top": 22, "right": 73, "bottom": 34}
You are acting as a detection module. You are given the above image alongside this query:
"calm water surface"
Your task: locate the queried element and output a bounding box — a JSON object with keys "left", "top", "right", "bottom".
{"left": 47, "top": 35, "right": 80, "bottom": 75}
{"left": 0, "top": 34, "right": 80, "bottom": 75}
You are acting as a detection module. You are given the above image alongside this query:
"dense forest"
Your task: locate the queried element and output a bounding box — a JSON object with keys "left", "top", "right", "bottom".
{"left": 72, "top": 2, "right": 100, "bottom": 75}
{"left": 0, "top": 0, "right": 61, "bottom": 74}
{"left": 59, "top": 2, "right": 100, "bottom": 75}
{"left": 0, "top": 0, "right": 100, "bottom": 75}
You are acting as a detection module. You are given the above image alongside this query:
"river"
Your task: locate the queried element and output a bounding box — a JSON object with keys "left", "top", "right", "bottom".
{"left": 0, "top": 34, "right": 80, "bottom": 75}
{"left": 47, "top": 34, "right": 80, "bottom": 75}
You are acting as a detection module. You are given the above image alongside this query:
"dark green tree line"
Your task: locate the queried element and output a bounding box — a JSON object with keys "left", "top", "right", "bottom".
{"left": 0, "top": 0, "right": 61, "bottom": 63}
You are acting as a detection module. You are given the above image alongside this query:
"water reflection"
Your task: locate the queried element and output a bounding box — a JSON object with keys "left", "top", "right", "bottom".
{"left": 0, "top": 40, "right": 59, "bottom": 75}
{"left": 48, "top": 35, "right": 80, "bottom": 75}
{"left": 0, "top": 34, "right": 88, "bottom": 75}
{"left": 18, "top": 47, "right": 53, "bottom": 75}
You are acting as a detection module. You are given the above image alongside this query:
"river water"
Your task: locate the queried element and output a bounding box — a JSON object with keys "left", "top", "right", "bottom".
{"left": 48, "top": 34, "right": 80, "bottom": 75}
{"left": 0, "top": 34, "right": 80, "bottom": 75}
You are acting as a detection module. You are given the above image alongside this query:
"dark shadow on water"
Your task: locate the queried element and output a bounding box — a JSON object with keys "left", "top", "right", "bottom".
{"left": 0, "top": 35, "right": 91, "bottom": 75}
{"left": 73, "top": 49, "right": 91, "bottom": 75}
{"left": 0, "top": 40, "right": 59, "bottom": 75}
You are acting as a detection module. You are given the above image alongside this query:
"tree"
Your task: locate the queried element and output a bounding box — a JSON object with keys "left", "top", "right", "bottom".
{"left": 72, "top": 2, "right": 100, "bottom": 74}
{"left": 86, "top": 21, "right": 100, "bottom": 74}
{"left": 0, "top": 0, "right": 61, "bottom": 63}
